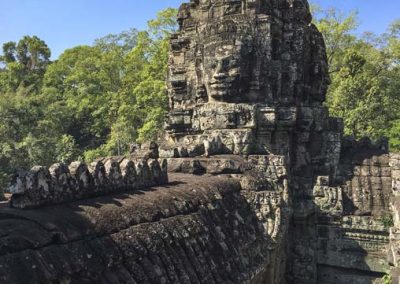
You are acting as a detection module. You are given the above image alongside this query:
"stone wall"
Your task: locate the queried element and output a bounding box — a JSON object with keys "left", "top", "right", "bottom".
{"left": 317, "top": 139, "right": 392, "bottom": 284}
{"left": 389, "top": 154, "right": 400, "bottom": 282}
{"left": 288, "top": 121, "right": 393, "bottom": 283}
{"left": 313, "top": 139, "right": 392, "bottom": 283}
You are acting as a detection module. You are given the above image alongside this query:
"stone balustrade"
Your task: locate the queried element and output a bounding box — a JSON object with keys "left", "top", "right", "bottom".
{"left": 8, "top": 157, "right": 168, "bottom": 209}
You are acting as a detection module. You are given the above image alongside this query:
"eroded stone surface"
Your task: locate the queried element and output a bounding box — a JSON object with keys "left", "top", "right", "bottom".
{"left": 389, "top": 154, "right": 400, "bottom": 283}
{"left": 0, "top": 174, "right": 276, "bottom": 283}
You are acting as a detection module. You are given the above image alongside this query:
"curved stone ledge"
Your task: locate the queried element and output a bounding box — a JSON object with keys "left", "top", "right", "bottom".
{"left": 0, "top": 174, "right": 274, "bottom": 284}
{"left": 8, "top": 157, "right": 168, "bottom": 209}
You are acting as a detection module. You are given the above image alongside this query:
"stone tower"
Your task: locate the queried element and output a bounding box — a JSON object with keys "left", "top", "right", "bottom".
{"left": 162, "top": 0, "right": 330, "bottom": 157}
{"left": 160, "top": 0, "right": 394, "bottom": 283}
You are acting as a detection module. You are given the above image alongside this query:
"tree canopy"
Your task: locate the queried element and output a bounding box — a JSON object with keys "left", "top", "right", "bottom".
{"left": 312, "top": 5, "right": 400, "bottom": 146}
{"left": 0, "top": 9, "right": 177, "bottom": 193}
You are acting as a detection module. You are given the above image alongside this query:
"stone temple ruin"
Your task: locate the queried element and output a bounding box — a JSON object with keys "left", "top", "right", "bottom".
{"left": 0, "top": 0, "right": 399, "bottom": 283}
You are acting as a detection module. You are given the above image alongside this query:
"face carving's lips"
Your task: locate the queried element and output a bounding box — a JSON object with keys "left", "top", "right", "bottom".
{"left": 212, "top": 84, "right": 230, "bottom": 90}
{"left": 207, "top": 72, "right": 242, "bottom": 99}
{"left": 210, "top": 81, "right": 231, "bottom": 92}
{"left": 210, "top": 90, "right": 229, "bottom": 98}
{"left": 210, "top": 79, "right": 229, "bottom": 94}
{"left": 210, "top": 75, "right": 237, "bottom": 87}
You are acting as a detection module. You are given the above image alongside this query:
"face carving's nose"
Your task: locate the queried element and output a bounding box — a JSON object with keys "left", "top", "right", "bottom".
{"left": 216, "top": 60, "right": 224, "bottom": 72}
{"left": 213, "top": 60, "right": 228, "bottom": 80}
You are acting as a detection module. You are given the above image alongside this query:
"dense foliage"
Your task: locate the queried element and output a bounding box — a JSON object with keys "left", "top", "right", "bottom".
{"left": 312, "top": 6, "right": 400, "bottom": 147}
{"left": 0, "top": 6, "right": 399, "bottom": 195}
{"left": 0, "top": 9, "right": 176, "bottom": 191}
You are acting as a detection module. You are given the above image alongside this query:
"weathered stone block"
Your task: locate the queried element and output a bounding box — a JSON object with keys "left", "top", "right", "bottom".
{"left": 390, "top": 154, "right": 400, "bottom": 170}
{"left": 120, "top": 158, "right": 137, "bottom": 186}
{"left": 88, "top": 161, "right": 107, "bottom": 191}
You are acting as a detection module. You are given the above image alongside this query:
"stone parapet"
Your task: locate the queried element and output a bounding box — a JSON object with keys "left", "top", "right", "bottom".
{"left": 8, "top": 157, "right": 168, "bottom": 209}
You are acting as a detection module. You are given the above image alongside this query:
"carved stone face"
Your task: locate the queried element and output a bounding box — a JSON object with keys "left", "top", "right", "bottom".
{"left": 203, "top": 41, "right": 251, "bottom": 102}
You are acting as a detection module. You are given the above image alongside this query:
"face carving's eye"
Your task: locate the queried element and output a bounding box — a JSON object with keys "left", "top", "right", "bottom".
{"left": 229, "top": 60, "right": 238, "bottom": 68}
{"left": 222, "top": 58, "right": 230, "bottom": 68}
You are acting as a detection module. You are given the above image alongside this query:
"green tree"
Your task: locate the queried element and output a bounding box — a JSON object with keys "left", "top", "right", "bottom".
{"left": 84, "top": 8, "right": 177, "bottom": 160}
{"left": 0, "top": 8, "right": 178, "bottom": 195}
{"left": 43, "top": 8, "right": 177, "bottom": 162}
{"left": 311, "top": 5, "right": 358, "bottom": 69}
{"left": 0, "top": 36, "right": 51, "bottom": 93}
{"left": 43, "top": 45, "right": 118, "bottom": 150}
{"left": 0, "top": 86, "right": 66, "bottom": 193}
{"left": 94, "top": 28, "right": 139, "bottom": 53}
{"left": 312, "top": 4, "right": 400, "bottom": 149}
{"left": 385, "top": 21, "right": 400, "bottom": 150}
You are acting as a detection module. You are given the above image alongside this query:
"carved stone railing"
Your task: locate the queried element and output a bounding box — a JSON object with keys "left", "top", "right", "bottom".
{"left": 8, "top": 157, "right": 168, "bottom": 209}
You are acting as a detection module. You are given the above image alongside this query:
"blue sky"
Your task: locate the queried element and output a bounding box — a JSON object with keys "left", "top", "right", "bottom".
{"left": 0, "top": 0, "right": 399, "bottom": 59}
